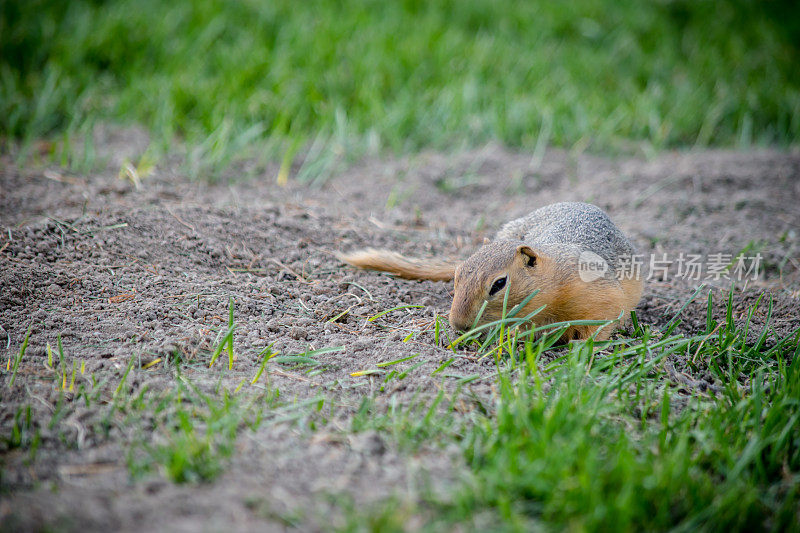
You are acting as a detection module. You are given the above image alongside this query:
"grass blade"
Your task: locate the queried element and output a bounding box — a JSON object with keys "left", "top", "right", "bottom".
{"left": 8, "top": 325, "right": 32, "bottom": 388}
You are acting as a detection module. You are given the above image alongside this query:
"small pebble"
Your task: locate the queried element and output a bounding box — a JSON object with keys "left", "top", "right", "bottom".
{"left": 47, "top": 283, "right": 63, "bottom": 295}
{"left": 289, "top": 326, "right": 308, "bottom": 340}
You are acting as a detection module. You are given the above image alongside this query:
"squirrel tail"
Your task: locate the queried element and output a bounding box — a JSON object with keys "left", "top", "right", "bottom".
{"left": 336, "top": 248, "right": 458, "bottom": 281}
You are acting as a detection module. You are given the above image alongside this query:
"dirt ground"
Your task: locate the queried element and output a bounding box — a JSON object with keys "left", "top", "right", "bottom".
{"left": 1, "top": 132, "right": 799, "bottom": 531}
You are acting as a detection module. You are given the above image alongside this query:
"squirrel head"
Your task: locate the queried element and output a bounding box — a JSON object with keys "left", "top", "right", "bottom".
{"left": 449, "top": 241, "right": 557, "bottom": 332}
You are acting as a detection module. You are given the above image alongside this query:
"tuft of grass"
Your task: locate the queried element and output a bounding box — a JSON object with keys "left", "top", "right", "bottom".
{"left": 208, "top": 297, "right": 237, "bottom": 369}
{"left": 1, "top": 405, "right": 41, "bottom": 460}
{"left": 126, "top": 379, "right": 243, "bottom": 483}
{"left": 346, "top": 291, "right": 800, "bottom": 530}
{"left": 440, "top": 306, "right": 800, "bottom": 530}
{"left": 3, "top": 0, "right": 799, "bottom": 176}
{"left": 7, "top": 325, "right": 32, "bottom": 388}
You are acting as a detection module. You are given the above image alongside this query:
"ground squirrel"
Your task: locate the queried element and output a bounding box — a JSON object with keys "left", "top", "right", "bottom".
{"left": 337, "top": 202, "right": 643, "bottom": 341}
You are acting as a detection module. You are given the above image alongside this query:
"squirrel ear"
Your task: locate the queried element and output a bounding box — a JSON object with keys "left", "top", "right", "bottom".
{"left": 517, "top": 245, "right": 537, "bottom": 267}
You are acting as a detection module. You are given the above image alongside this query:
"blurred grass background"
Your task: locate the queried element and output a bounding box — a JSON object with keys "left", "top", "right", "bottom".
{"left": 2, "top": 0, "right": 799, "bottom": 170}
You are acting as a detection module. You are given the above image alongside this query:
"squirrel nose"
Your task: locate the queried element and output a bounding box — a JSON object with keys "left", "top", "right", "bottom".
{"left": 449, "top": 298, "right": 474, "bottom": 332}
{"left": 448, "top": 313, "right": 470, "bottom": 332}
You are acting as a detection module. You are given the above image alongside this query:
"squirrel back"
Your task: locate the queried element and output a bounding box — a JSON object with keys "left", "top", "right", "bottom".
{"left": 495, "top": 202, "right": 635, "bottom": 278}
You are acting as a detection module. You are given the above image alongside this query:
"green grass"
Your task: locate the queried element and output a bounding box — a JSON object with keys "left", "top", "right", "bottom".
{"left": 125, "top": 380, "right": 243, "bottom": 484}
{"left": 349, "top": 292, "right": 800, "bottom": 530}
{"left": 2, "top": 289, "right": 799, "bottom": 528}
{"left": 3, "top": 0, "right": 799, "bottom": 175}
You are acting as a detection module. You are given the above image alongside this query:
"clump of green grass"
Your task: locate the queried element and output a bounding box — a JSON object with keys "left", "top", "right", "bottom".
{"left": 119, "top": 308, "right": 342, "bottom": 483}
{"left": 6, "top": 325, "right": 31, "bottom": 388}
{"left": 3, "top": 0, "right": 799, "bottom": 175}
{"left": 447, "top": 325, "right": 799, "bottom": 529}
{"left": 1, "top": 405, "right": 41, "bottom": 460}
{"left": 126, "top": 379, "right": 243, "bottom": 483}
{"left": 208, "top": 296, "right": 237, "bottom": 370}
{"left": 349, "top": 290, "right": 800, "bottom": 530}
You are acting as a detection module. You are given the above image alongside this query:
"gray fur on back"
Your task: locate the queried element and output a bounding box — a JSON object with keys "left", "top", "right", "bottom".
{"left": 494, "top": 202, "right": 635, "bottom": 275}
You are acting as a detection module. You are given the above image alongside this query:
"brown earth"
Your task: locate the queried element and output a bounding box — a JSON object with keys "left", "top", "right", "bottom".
{"left": 1, "top": 134, "right": 799, "bottom": 531}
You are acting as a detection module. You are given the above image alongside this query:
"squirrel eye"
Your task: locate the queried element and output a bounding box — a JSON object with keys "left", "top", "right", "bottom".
{"left": 489, "top": 276, "right": 507, "bottom": 296}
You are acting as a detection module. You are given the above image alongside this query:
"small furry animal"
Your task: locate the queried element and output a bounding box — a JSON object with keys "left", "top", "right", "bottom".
{"left": 337, "top": 202, "right": 643, "bottom": 341}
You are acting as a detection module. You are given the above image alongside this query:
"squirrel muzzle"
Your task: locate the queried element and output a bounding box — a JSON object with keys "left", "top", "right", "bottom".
{"left": 448, "top": 242, "right": 539, "bottom": 332}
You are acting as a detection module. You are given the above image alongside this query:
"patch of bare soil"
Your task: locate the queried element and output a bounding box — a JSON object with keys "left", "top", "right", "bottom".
{"left": 1, "top": 139, "right": 799, "bottom": 531}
